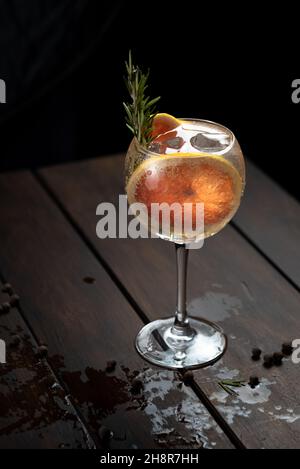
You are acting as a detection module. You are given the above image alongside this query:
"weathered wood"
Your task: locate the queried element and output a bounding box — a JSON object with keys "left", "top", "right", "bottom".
{"left": 0, "top": 171, "right": 232, "bottom": 449}
{"left": 234, "top": 160, "right": 300, "bottom": 288}
{"left": 0, "top": 285, "right": 93, "bottom": 449}
{"left": 40, "top": 154, "right": 300, "bottom": 448}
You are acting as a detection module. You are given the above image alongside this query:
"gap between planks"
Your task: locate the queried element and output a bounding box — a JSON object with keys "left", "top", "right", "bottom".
{"left": 231, "top": 221, "right": 300, "bottom": 295}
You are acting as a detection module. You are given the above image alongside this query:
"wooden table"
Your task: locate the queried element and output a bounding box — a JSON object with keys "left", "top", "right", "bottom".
{"left": 0, "top": 154, "right": 299, "bottom": 449}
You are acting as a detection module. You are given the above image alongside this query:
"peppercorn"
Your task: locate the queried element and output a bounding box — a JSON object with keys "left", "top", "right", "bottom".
{"left": 130, "top": 378, "right": 143, "bottom": 395}
{"left": 83, "top": 276, "right": 96, "bottom": 284}
{"left": 273, "top": 352, "right": 284, "bottom": 366}
{"left": 282, "top": 342, "right": 293, "bottom": 356}
{"left": 182, "top": 370, "right": 194, "bottom": 385}
{"left": 248, "top": 376, "right": 260, "bottom": 388}
{"left": 263, "top": 354, "right": 274, "bottom": 368}
{"left": 251, "top": 348, "right": 262, "bottom": 361}
{"left": 105, "top": 360, "right": 116, "bottom": 373}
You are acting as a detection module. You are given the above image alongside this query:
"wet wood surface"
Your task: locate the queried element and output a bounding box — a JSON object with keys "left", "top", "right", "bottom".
{"left": 0, "top": 153, "right": 299, "bottom": 448}
{"left": 233, "top": 160, "right": 300, "bottom": 289}
{"left": 39, "top": 154, "right": 300, "bottom": 449}
{"left": 0, "top": 285, "right": 93, "bottom": 449}
{"left": 0, "top": 171, "right": 232, "bottom": 449}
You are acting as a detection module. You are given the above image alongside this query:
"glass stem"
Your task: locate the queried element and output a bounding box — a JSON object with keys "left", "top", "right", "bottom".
{"left": 172, "top": 244, "right": 194, "bottom": 339}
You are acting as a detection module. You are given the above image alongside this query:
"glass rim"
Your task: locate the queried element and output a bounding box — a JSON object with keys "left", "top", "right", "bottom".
{"left": 134, "top": 118, "right": 236, "bottom": 158}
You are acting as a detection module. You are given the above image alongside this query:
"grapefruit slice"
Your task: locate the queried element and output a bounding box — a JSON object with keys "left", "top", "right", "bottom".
{"left": 151, "top": 113, "right": 180, "bottom": 139}
{"left": 127, "top": 153, "right": 241, "bottom": 230}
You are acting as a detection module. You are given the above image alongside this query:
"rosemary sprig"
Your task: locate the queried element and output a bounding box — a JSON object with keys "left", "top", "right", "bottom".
{"left": 123, "top": 51, "right": 160, "bottom": 146}
{"left": 218, "top": 379, "right": 246, "bottom": 396}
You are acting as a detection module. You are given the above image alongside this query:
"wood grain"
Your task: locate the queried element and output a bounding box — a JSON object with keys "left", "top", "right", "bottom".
{"left": 0, "top": 170, "right": 232, "bottom": 449}
{"left": 40, "top": 154, "right": 300, "bottom": 448}
{"left": 234, "top": 160, "right": 300, "bottom": 288}
{"left": 0, "top": 284, "right": 93, "bottom": 449}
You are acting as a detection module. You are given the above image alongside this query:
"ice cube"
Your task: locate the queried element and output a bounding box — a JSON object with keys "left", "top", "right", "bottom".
{"left": 164, "top": 136, "right": 184, "bottom": 149}
{"left": 190, "top": 132, "right": 230, "bottom": 153}
{"left": 148, "top": 141, "right": 166, "bottom": 154}
{"left": 148, "top": 131, "right": 184, "bottom": 154}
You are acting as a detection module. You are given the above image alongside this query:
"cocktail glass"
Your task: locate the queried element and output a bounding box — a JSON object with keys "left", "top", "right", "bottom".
{"left": 125, "top": 118, "right": 245, "bottom": 369}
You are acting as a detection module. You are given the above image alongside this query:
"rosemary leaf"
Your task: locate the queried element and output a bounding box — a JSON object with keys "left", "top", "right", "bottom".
{"left": 218, "top": 382, "right": 237, "bottom": 396}
{"left": 123, "top": 50, "right": 160, "bottom": 146}
{"left": 218, "top": 378, "right": 245, "bottom": 396}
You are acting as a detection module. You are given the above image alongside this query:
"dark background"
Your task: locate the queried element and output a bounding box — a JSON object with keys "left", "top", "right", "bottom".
{"left": 0, "top": 1, "right": 299, "bottom": 199}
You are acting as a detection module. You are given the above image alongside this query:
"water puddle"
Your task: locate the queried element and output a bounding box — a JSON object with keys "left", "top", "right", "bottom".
{"left": 211, "top": 377, "right": 273, "bottom": 404}
{"left": 210, "top": 377, "right": 274, "bottom": 425}
{"left": 51, "top": 357, "right": 223, "bottom": 448}
{"left": 188, "top": 291, "right": 242, "bottom": 322}
{"left": 0, "top": 326, "right": 92, "bottom": 448}
{"left": 215, "top": 365, "right": 240, "bottom": 381}
{"left": 139, "top": 369, "right": 220, "bottom": 448}
{"left": 206, "top": 359, "right": 275, "bottom": 426}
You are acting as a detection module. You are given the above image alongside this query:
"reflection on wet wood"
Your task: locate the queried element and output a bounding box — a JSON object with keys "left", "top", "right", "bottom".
{"left": 0, "top": 171, "right": 232, "bottom": 449}
{"left": 0, "top": 286, "right": 93, "bottom": 449}
{"left": 40, "top": 154, "right": 300, "bottom": 448}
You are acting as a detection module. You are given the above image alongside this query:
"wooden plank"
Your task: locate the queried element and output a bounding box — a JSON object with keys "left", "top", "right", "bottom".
{"left": 0, "top": 284, "right": 93, "bottom": 449}
{"left": 40, "top": 154, "right": 300, "bottom": 448}
{"left": 0, "top": 171, "right": 232, "bottom": 449}
{"left": 234, "top": 159, "right": 300, "bottom": 288}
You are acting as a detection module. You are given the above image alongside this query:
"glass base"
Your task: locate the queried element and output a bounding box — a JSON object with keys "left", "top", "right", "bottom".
{"left": 135, "top": 317, "right": 227, "bottom": 370}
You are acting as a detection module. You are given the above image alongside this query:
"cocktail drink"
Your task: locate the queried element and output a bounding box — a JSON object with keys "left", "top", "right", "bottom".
{"left": 126, "top": 117, "right": 244, "bottom": 243}
{"left": 123, "top": 54, "right": 245, "bottom": 369}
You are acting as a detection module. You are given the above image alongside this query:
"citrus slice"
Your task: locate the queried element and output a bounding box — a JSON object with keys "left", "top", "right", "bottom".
{"left": 151, "top": 113, "right": 180, "bottom": 139}
{"left": 127, "top": 153, "right": 242, "bottom": 230}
